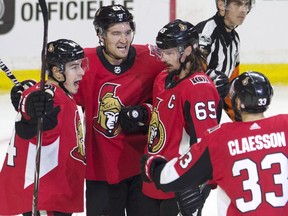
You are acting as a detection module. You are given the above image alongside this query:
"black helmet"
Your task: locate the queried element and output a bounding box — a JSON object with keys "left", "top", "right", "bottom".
{"left": 156, "top": 19, "right": 198, "bottom": 52}
{"left": 93, "top": 4, "right": 135, "bottom": 33}
{"left": 46, "top": 39, "right": 84, "bottom": 73}
{"left": 230, "top": 71, "right": 273, "bottom": 114}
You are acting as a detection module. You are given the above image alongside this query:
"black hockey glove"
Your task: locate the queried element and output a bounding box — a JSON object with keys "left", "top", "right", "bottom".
{"left": 140, "top": 154, "right": 167, "bottom": 183}
{"left": 119, "top": 105, "right": 149, "bottom": 134}
{"left": 175, "top": 184, "right": 212, "bottom": 216}
{"left": 206, "top": 69, "right": 230, "bottom": 99}
{"left": 10, "top": 79, "right": 36, "bottom": 111}
{"left": 23, "top": 89, "right": 54, "bottom": 119}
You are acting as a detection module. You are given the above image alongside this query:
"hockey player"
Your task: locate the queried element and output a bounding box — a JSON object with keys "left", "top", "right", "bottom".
{"left": 196, "top": 0, "right": 255, "bottom": 120}
{"left": 73, "top": 4, "right": 165, "bottom": 216}
{"left": 140, "top": 71, "right": 288, "bottom": 216}
{"left": 0, "top": 39, "right": 88, "bottom": 216}
{"left": 138, "top": 19, "right": 222, "bottom": 216}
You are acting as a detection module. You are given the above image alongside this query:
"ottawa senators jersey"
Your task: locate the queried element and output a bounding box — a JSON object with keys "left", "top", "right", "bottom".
{"left": 0, "top": 83, "right": 86, "bottom": 215}
{"left": 74, "top": 45, "right": 165, "bottom": 184}
{"left": 142, "top": 70, "right": 222, "bottom": 199}
{"left": 156, "top": 114, "right": 288, "bottom": 215}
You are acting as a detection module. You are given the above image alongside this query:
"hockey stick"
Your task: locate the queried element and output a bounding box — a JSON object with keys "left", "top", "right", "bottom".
{"left": 0, "top": 58, "right": 24, "bottom": 91}
{"left": 32, "top": 0, "right": 48, "bottom": 215}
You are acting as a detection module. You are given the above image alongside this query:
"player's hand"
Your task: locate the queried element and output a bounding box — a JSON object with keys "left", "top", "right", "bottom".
{"left": 206, "top": 69, "right": 230, "bottom": 99}
{"left": 22, "top": 88, "right": 55, "bottom": 119}
{"left": 176, "top": 184, "right": 212, "bottom": 216}
{"left": 10, "top": 79, "right": 36, "bottom": 111}
{"left": 140, "top": 154, "right": 167, "bottom": 183}
{"left": 119, "top": 105, "right": 149, "bottom": 134}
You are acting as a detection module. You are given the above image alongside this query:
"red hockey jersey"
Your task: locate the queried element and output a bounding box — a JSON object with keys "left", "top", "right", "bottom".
{"left": 157, "top": 114, "right": 288, "bottom": 215}
{"left": 143, "top": 70, "right": 221, "bottom": 199}
{"left": 74, "top": 45, "right": 165, "bottom": 184}
{"left": 0, "top": 83, "right": 86, "bottom": 215}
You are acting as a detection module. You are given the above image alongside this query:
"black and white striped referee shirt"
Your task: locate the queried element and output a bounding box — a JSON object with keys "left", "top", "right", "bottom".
{"left": 196, "top": 13, "right": 240, "bottom": 79}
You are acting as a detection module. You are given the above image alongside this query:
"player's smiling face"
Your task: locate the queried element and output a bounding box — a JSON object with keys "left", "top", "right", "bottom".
{"left": 63, "top": 60, "right": 85, "bottom": 95}
{"left": 159, "top": 47, "right": 181, "bottom": 73}
{"left": 103, "top": 22, "right": 134, "bottom": 63}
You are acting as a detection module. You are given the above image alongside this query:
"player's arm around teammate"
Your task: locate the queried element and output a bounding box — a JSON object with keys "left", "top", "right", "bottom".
{"left": 141, "top": 71, "right": 288, "bottom": 216}
{"left": 73, "top": 4, "right": 166, "bottom": 216}
{"left": 137, "top": 19, "right": 222, "bottom": 216}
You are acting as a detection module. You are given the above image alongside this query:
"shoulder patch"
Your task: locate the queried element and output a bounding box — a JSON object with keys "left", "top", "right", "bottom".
{"left": 207, "top": 125, "right": 221, "bottom": 134}
{"left": 190, "top": 75, "right": 210, "bottom": 85}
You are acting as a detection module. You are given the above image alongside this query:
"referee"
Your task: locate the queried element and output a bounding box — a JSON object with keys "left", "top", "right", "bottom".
{"left": 195, "top": 0, "right": 255, "bottom": 121}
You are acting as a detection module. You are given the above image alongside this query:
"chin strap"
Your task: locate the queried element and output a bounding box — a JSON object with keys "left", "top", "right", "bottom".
{"left": 165, "top": 56, "right": 191, "bottom": 89}
{"left": 171, "top": 57, "right": 188, "bottom": 77}
{"left": 102, "top": 45, "right": 123, "bottom": 61}
{"left": 49, "top": 74, "right": 70, "bottom": 95}
{"left": 59, "top": 82, "right": 70, "bottom": 95}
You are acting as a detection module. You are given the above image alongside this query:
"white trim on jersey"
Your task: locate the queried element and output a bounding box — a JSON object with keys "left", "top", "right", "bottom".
{"left": 160, "top": 157, "right": 179, "bottom": 185}
{"left": 24, "top": 137, "right": 60, "bottom": 188}
{"left": 217, "top": 185, "right": 230, "bottom": 216}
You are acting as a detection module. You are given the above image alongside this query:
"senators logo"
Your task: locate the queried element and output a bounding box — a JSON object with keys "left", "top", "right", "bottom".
{"left": 70, "top": 110, "right": 86, "bottom": 164}
{"left": 147, "top": 98, "right": 166, "bottom": 154}
{"left": 92, "top": 83, "right": 123, "bottom": 138}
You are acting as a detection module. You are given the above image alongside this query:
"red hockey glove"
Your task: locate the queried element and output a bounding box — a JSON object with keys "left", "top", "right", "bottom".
{"left": 140, "top": 154, "right": 167, "bottom": 183}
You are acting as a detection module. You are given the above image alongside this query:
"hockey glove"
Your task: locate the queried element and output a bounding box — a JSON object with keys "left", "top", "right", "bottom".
{"left": 206, "top": 69, "right": 230, "bottom": 99}
{"left": 119, "top": 105, "right": 149, "bottom": 134}
{"left": 23, "top": 89, "right": 54, "bottom": 119}
{"left": 140, "top": 154, "right": 167, "bottom": 183}
{"left": 10, "top": 79, "right": 36, "bottom": 111}
{"left": 175, "top": 184, "right": 212, "bottom": 216}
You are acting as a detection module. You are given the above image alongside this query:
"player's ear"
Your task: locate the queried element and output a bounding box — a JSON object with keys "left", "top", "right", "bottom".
{"left": 184, "top": 45, "right": 192, "bottom": 56}
{"left": 98, "top": 32, "right": 105, "bottom": 44}
{"left": 180, "top": 46, "right": 192, "bottom": 63}
{"left": 236, "top": 97, "right": 244, "bottom": 110}
{"left": 217, "top": 0, "right": 225, "bottom": 14}
{"left": 52, "top": 66, "right": 64, "bottom": 82}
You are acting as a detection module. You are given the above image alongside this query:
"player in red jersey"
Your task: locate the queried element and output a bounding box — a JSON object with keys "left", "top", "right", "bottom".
{"left": 141, "top": 71, "right": 288, "bottom": 216}
{"left": 73, "top": 4, "right": 165, "bottom": 216}
{"left": 132, "top": 19, "right": 222, "bottom": 216}
{"left": 0, "top": 39, "right": 88, "bottom": 216}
